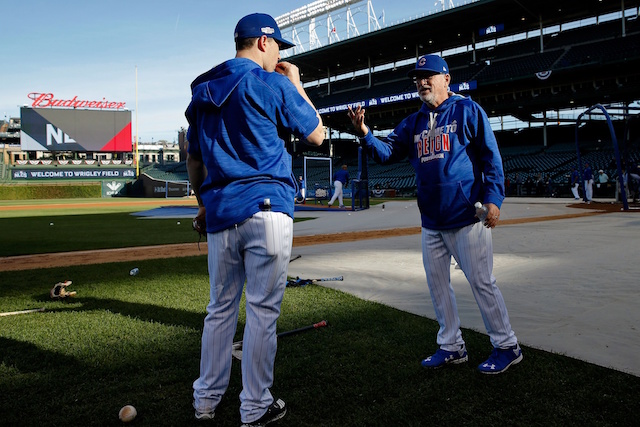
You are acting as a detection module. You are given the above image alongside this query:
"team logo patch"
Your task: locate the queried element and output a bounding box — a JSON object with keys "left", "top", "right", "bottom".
{"left": 418, "top": 56, "right": 426, "bottom": 66}
{"left": 536, "top": 70, "right": 552, "bottom": 80}
{"left": 261, "top": 26, "right": 275, "bottom": 35}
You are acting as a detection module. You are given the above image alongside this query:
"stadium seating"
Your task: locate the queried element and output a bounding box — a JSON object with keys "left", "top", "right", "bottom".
{"left": 307, "top": 16, "right": 640, "bottom": 113}
{"left": 160, "top": 16, "right": 640, "bottom": 200}
{"left": 143, "top": 162, "right": 189, "bottom": 182}
{"left": 131, "top": 135, "right": 640, "bottom": 200}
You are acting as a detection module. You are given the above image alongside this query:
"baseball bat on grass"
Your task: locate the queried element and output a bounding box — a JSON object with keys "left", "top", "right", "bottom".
{"left": 286, "top": 276, "right": 343, "bottom": 287}
{"left": 0, "top": 307, "right": 45, "bottom": 317}
{"left": 277, "top": 319, "right": 328, "bottom": 338}
{"left": 232, "top": 320, "right": 328, "bottom": 360}
{"left": 310, "top": 276, "right": 343, "bottom": 282}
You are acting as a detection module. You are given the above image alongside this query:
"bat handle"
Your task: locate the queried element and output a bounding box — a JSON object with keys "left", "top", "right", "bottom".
{"left": 314, "top": 320, "right": 328, "bottom": 328}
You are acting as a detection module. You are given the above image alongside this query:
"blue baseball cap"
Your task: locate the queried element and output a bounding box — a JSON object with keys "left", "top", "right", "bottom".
{"left": 234, "top": 13, "right": 295, "bottom": 50}
{"left": 408, "top": 54, "right": 449, "bottom": 77}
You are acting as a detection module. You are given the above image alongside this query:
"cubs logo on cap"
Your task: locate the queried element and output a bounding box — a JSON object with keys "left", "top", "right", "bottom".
{"left": 234, "top": 13, "right": 295, "bottom": 50}
{"left": 408, "top": 54, "right": 450, "bottom": 77}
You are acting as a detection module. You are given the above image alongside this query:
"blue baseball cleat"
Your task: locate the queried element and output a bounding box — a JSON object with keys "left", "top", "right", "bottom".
{"left": 478, "top": 344, "right": 523, "bottom": 374}
{"left": 421, "top": 347, "right": 468, "bottom": 368}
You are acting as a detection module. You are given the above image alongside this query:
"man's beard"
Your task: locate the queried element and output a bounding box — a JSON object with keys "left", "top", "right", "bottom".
{"left": 419, "top": 88, "right": 437, "bottom": 107}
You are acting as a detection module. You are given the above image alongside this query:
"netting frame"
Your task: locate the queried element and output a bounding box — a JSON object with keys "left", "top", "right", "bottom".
{"left": 304, "top": 156, "right": 332, "bottom": 203}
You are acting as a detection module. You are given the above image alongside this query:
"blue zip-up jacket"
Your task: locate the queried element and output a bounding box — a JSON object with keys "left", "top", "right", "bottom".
{"left": 186, "top": 58, "right": 320, "bottom": 233}
{"left": 583, "top": 166, "right": 593, "bottom": 181}
{"left": 333, "top": 168, "right": 349, "bottom": 185}
{"left": 361, "top": 93, "right": 505, "bottom": 230}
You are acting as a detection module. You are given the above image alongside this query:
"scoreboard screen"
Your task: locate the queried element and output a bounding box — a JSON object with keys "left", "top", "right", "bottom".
{"left": 20, "top": 107, "right": 132, "bottom": 152}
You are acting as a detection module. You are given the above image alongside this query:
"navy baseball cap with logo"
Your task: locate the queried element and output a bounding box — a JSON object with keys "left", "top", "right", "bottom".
{"left": 234, "top": 13, "right": 295, "bottom": 50}
{"left": 408, "top": 54, "right": 450, "bottom": 77}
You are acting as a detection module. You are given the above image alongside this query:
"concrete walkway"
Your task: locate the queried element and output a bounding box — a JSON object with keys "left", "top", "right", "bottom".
{"left": 288, "top": 198, "right": 640, "bottom": 376}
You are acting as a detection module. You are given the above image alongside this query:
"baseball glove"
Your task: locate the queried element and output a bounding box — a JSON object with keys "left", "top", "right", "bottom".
{"left": 192, "top": 217, "right": 206, "bottom": 235}
{"left": 50, "top": 280, "right": 76, "bottom": 299}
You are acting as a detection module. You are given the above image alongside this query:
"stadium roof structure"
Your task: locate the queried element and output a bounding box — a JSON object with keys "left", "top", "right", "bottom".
{"left": 291, "top": 0, "right": 640, "bottom": 133}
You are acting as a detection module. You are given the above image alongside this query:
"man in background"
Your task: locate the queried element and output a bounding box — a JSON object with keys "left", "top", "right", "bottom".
{"left": 583, "top": 162, "right": 594, "bottom": 203}
{"left": 570, "top": 167, "right": 580, "bottom": 200}
{"left": 328, "top": 164, "right": 349, "bottom": 208}
{"left": 295, "top": 175, "right": 306, "bottom": 203}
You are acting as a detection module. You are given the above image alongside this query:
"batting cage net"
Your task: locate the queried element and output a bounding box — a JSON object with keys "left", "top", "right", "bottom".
{"left": 304, "top": 156, "right": 332, "bottom": 204}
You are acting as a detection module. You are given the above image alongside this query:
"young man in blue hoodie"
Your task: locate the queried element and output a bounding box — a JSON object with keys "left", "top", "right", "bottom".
{"left": 186, "top": 13, "right": 324, "bottom": 425}
{"left": 348, "top": 54, "right": 522, "bottom": 375}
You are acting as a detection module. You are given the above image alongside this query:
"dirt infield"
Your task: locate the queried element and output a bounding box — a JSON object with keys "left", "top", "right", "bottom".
{"left": 0, "top": 200, "right": 635, "bottom": 272}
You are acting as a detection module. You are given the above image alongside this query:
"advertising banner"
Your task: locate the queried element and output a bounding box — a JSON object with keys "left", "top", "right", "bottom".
{"left": 102, "top": 180, "right": 128, "bottom": 197}
{"left": 317, "top": 81, "right": 477, "bottom": 115}
{"left": 140, "top": 173, "right": 189, "bottom": 198}
{"left": 12, "top": 168, "right": 136, "bottom": 180}
{"left": 20, "top": 107, "right": 132, "bottom": 152}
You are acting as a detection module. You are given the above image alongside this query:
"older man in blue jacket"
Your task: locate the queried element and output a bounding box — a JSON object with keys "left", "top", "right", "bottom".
{"left": 348, "top": 54, "right": 522, "bottom": 375}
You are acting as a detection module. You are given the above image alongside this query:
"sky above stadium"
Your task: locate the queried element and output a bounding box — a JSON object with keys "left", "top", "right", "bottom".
{"left": 2, "top": 0, "right": 461, "bottom": 143}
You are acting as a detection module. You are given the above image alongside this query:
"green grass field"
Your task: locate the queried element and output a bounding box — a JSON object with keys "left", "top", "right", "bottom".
{"left": 0, "top": 197, "right": 386, "bottom": 256}
{"left": 1, "top": 199, "right": 639, "bottom": 426}
{"left": 0, "top": 198, "right": 202, "bottom": 256}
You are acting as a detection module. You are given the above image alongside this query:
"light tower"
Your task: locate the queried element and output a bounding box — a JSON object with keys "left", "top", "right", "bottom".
{"left": 276, "top": 0, "right": 382, "bottom": 54}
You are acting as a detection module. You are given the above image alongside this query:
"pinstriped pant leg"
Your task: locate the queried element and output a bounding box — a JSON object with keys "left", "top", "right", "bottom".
{"left": 193, "top": 227, "right": 246, "bottom": 414}
{"left": 448, "top": 222, "right": 517, "bottom": 348}
{"left": 328, "top": 181, "right": 342, "bottom": 205}
{"left": 421, "top": 227, "right": 465, "bottom": 351}
{"left": 238, "top": 212, "right": 292, "bottom": 423}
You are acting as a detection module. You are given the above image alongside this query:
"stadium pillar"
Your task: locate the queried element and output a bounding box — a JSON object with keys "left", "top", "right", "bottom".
{"left": 543, "top": 111, "right": 548, "bottom": 147}
{"left": 471, "top": 32, "right": 476, "bottom": 63}
{"left": 327, "top": 67, "right": 331, "bottom": 95}
{"left": 329, "top": 128, "right": 334, "bottom": 158}
{"left": 539, "top": 18, "right": 544, "bottom": 53}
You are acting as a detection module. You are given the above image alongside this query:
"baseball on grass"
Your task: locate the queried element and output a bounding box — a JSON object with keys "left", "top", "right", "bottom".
{"left": 119, "top": 405, "right": 137, "bottom": 423}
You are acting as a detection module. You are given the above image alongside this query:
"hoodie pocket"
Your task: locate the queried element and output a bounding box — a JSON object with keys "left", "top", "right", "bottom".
{"left": 417, "top": 180, "right": 474, "bottom": 227}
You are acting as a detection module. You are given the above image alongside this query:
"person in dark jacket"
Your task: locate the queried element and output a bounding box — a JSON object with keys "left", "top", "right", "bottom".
{"left": 348, "top": 54, "right": 522, "bottom": 375}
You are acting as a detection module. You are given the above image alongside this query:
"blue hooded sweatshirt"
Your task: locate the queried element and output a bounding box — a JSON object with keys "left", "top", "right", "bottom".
{"left": 361, "top": 93, "right": 504, "bottom": 230}
{"left": 186, "top": 58, "right": 320, "bottom": 233}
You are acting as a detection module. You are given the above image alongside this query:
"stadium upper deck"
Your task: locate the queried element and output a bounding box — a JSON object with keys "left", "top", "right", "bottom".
{"left": 290, "top": 0, "right": 640, "bottom": 134}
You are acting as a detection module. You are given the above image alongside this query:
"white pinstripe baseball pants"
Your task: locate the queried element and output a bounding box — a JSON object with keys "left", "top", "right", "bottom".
{"left": 328, "top": 180, "right": 344, "bottom": 206}
{"left": 193, "top": 211, "right": 292, "bottom": 422}
{"left": 421, "top": 222, "right": 517, "bottom": 351}
{"left": 584, "top": 179, "right": 594, "bottom": 201}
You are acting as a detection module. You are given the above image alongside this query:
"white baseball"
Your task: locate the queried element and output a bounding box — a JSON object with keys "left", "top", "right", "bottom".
{"left": 119, "top": 405, "right": 137, "bottom": 423}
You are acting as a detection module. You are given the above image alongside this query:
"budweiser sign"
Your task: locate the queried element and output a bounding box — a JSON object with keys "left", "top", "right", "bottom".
{"left": 28, "top": 93, "right": 126, "bottom": 110}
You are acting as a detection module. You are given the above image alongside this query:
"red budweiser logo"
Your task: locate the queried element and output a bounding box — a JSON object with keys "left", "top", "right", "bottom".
{"left": 28, "top": 93, "right": 126, "bottom": 110}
